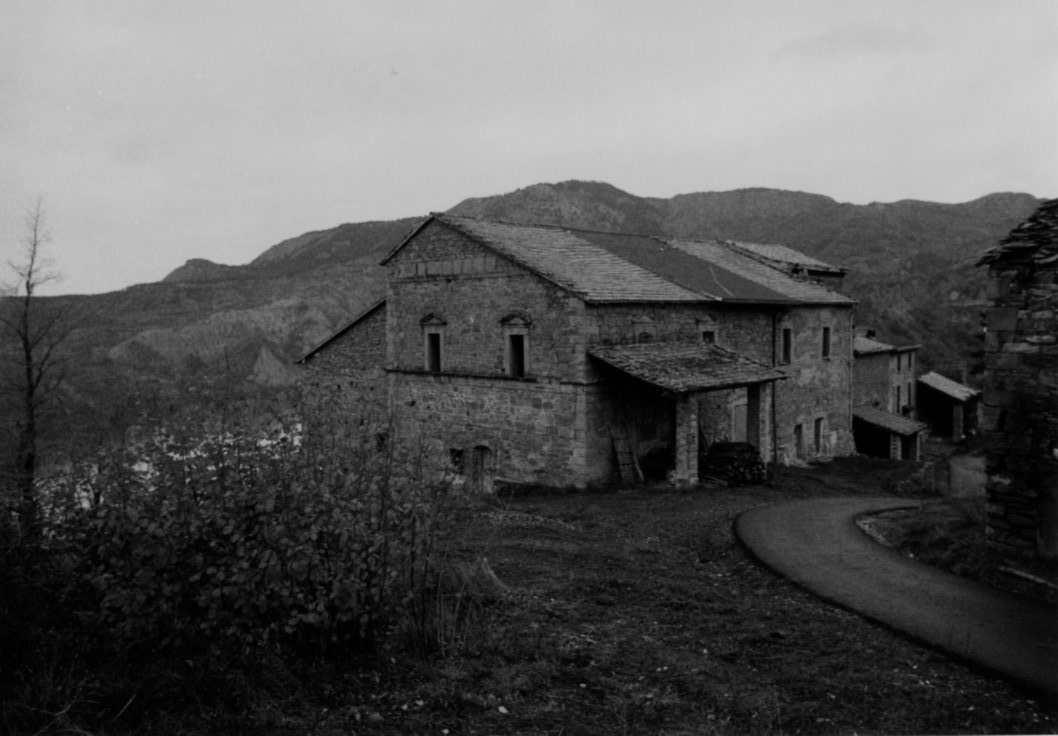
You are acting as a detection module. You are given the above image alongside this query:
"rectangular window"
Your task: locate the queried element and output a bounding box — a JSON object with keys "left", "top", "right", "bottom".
{"left": 907, "top": 381, "right": 913, "bottom": 407}
{"left": 895, "top": 384, "right": 902, "bottom": 411}
{"left": 508, "top": 333, "right": 527, "bottom": 378}
{"left": 822, "top": 326, "right": 831, "bottom": 359}
{"left": 426, "top": 332, "right": 442, "bottom": 373}
{"left": 814, "top": 417, "right": 824, "bottom": 453}
{"left": 794, "top": 423, "right": 804, "bottom": 458}
{"left": 700, "top": 329, "right": 716, "bottom": 344}
{"left": 781, "top": 328, "right": 793, "bottom": 365}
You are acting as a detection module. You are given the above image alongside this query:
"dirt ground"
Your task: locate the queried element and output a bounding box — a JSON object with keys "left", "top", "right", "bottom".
{"left": 227, "top": 457, "right": 1057, "bottom": 736}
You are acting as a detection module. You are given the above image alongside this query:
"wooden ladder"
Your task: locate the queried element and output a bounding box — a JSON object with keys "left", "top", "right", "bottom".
{"left": 612, "top": 426, "right": 643, "bottom": 485}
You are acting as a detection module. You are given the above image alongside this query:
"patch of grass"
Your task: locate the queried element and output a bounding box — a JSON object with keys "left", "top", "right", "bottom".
{"left": 864, "top": 497, "right": 1058, "bottom": 606}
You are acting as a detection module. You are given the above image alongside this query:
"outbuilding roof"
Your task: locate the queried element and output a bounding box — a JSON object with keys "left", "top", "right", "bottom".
{"left": 853, "top": 405, "right": 927, "bottom": 436}
{"left": 384, "top": 214, "right": 854, "bottom": 306}
{"left": 588, "top": 341, "right": 786, "bottom": 393}
{"left": 917, "top": 371, "right": 980, "bottom": 403}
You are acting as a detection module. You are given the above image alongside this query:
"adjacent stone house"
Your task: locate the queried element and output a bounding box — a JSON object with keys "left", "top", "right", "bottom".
{"left": 302, "top": 213, "right": 856, "bottom": 489}
{"left": 850, "top": 332, "right": 926, "bottom": 460}
{"left": 977, "top": 198, "right": 1058, "bottom": 559}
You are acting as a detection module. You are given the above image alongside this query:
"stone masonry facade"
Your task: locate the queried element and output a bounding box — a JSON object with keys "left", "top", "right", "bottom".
{"left": 303, "top": 214, "right": 858, "bottom": 489}
{"left": 979, "top": 199, "right": 1058, "bottom": 560}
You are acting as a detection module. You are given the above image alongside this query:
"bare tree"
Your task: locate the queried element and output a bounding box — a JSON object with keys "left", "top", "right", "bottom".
{"left": 1, "top": 198, "right": 67, "bottom": 539}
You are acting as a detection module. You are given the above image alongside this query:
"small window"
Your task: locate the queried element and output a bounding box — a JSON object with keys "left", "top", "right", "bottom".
{"left": 420, "top": 313, "right": 446, "bottom": 373}
{"left": 449, "top": 448, "right": 465, "bottom": 473}
{"left": 632, "top": 316, "right": 655, "bottom": 343}
{"left": 508, "top": 333, "right": 527, "bottom": 378}
{"left": 895, "top": 384, "right": 902, "bottom": 411}
{"left": 700, "top": 329, "right": 716, "bottom": 344}
{"left": 781, "top": 328, "right": 793, "bottom": 365}
{"left": 907, "top": 381, "right": 912, "bottom": 406}
{"left": 794, "top": 423, "right": 804, "bottom": 458}
{"left": 425, "top": 331, "right": 442, "bottom": 372}
{"left": 814, "top": 417, "right": 824, "bottom": 453}
{"left": 821, "top": 326, "right": 831, "bottom": 359}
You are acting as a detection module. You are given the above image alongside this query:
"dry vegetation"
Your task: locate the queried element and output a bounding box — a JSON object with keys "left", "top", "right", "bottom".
{"left": 6, "top": 451, "right": 1057, "bottom": 735}
{"left": 195, "top": 460, "right": 1055, "bottom": 735}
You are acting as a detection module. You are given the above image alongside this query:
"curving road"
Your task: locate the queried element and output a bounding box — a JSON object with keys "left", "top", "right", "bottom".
{"left": 736, "top": 496, "right": 1058, "bottom": 697}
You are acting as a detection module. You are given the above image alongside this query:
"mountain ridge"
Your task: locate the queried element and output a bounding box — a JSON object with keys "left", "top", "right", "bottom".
{"left": 19, "top": 181, "right": 1044, "bottom": 417}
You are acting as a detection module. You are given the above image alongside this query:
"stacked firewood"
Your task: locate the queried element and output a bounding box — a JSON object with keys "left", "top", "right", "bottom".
{"left": 699, "top": 442, "right": 767, "bottom": 486}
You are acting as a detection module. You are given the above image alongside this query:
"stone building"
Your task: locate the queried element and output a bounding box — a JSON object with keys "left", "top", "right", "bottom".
{"left": 977, "top": 197, "right": 1058, "bottom": 559}
{"left": 851, "top": 332, "right": 926, "bottom": 459}
{"left": 302, "top": 214, "right": 857, "bottom": 489}
{"left": 916, "top": 371, "right": 980, "bottom": 442}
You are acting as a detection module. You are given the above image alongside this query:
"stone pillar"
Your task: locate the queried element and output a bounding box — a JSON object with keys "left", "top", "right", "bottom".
{"left": 674, "top": 394, "right": 699, "bottom": 486}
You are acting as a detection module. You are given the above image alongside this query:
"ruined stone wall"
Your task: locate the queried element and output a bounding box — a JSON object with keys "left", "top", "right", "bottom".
{"left": 982, "top": 259, "right": 1058, "bottom": 559}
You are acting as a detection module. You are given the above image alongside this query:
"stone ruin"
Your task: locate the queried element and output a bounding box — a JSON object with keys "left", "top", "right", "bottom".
{"left": 978, "top": 198, "right": 1058, "bottom": 560}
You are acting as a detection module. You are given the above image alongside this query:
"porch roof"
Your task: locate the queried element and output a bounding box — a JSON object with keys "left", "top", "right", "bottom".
{"left": 853, "top": 405, "right": 927, "bottom": 436}
{"left": 588, "top": 341, "right": 785, "bottom": 393}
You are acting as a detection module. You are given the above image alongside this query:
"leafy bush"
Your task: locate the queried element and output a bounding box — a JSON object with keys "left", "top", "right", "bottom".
{"left": 1, "top": 388, "right": 460, "bottom": 732}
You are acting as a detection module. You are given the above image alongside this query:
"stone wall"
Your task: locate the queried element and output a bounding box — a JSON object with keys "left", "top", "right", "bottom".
{"left": 774, "top": 306, "right": 856, "bottom": 461}
{"left": 981, "top": 258, "right": 1058, "bottom": 559}
{"left": 386, "top": 220, "right": 588, "bottom": 382}
{"left": 387, "top": 372, "right": 591, "bottom": 488}
{"left": 300, "top": 302, "right": 388, "bottom": 421}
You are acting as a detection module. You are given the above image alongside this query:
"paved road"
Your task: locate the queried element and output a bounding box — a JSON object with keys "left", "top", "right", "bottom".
{"left": 736, "top": 496, "right": 1058, "bottom": 697}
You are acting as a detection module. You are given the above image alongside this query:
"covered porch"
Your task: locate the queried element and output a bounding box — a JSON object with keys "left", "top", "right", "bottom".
{"left": 589, "top": 341, "right": 785, "bottom": 485}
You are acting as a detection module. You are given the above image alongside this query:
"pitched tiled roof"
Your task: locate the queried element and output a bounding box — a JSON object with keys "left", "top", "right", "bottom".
{"left": 917, "top": 371, "right": 980, "bottom": 403}
{"left": 438, "top": 216, "right": 708, "bottom": 303}
{"left": 853, "top": 405, "right": 926, "bottom": 436}
{"left": 386, "top": 214, "right": 853, "bottom": 306}
{"left": 588, "top": 341, "right": 785, "bottom": 393}
{"left": 725, "top": 241, "right": 845, "bottom": 275}
{"left": 661, "top": 238, "right": 854, "bottom": 304}
{"left": 853, "top": 335, "right": 895, "bottom": 355}
{"left": 296, "top": 299, "right": 386, "bottom": 363}
{"left": 978, "top": 198, "right": 1058, "bottom": 266}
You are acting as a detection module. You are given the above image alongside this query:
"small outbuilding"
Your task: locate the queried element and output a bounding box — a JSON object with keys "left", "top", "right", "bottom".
{"left": 916, "top": 371, "right": 980, "bottom": 442}
{"left": 852, "top": 404, "right": 926, "bottom": 460}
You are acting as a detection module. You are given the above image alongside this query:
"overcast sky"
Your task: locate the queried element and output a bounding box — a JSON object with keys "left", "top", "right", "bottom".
{"left": 3, "top": 1, "right": 1056, "bottom": 295}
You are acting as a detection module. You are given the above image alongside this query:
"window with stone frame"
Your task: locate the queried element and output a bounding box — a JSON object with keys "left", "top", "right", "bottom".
{"left": 821, "top": 326, "right": 831, "bottom": 359}
{"left": 632, "top": 315, "right": 656, "bottom": 343}
{"left": 781, "top": 327, "right": 793, "bottom": 365}
{"left": 697, "top": 315, "right": 719, "bottom": 345}
{"left": 420, "top": 313, "right": 446, "bottom": 373}
{"left": 500, "top": 313, "right": 531, "bottom": 378}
